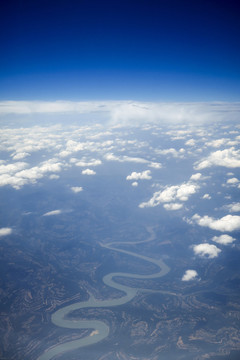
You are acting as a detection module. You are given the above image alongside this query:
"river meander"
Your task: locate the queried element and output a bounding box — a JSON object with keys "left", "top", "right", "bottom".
{"left": 38, "top": 228, "right": 170, "bottom": 360}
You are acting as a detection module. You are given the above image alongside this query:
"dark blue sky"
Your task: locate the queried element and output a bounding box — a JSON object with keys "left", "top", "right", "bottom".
{"left": 1, "top": 0, "right": 240, "bottom": 101}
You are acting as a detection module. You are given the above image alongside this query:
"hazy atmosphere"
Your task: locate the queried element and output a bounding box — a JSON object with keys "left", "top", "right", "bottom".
{"left": 1, "top": 1, "right": 240, "bottom": 360}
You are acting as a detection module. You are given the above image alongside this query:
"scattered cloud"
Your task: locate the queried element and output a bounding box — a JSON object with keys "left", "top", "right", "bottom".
{"left": 43, "top": 210, "right": 62, "bottom": 216}
{"left": 212, "top": 234, "right": 236, "bottom": 245}
{"left": 206, "top": 138, "right": 229, "bottom": 148}
{"left": 140, "top": 181, "right": 199, "bottom": 208}
{"left": 182, "top": 270, "right": 198, "bottom": 281}
{"left": 0, "top": 162, "right": 28, "bottom": 175}
{"left": 0, "top": 158, "right": 65, "bottom": 189}
{"left": 195, "top": 148, "right": 240, "bottom": 170}
{"left": 193, "top": 243, "right": 221, "bottom": 258}
{"left": 202, "top": 193, "right": 211, "bottom": 200}
{"left": 225, "top": 202, "right": 240, "bottom": 212}
{"left": 185, "top": 139, "right": 196, "bottom": 146}
{"left": 190, "top": 173, "right": 202, "bottom": 181}
{"left": 155, "top": 148, "right": 185, "bottom": 158}
{"left": 132, "top": 182, "right": 138, "bottom": 187}
{"left": 227, "top": 177, "right": 239, "bottom": 184}
{"left": 75, "top": 159, "right": 102, "bottom": 167}
{"left": 71, "top": 186, "right": 83, "bottom": 193}
{"left": 191, "top": 213, "right": 240, "bottom": 232}
{"left": 49, "top": 174, "right": 60, "bottom": 180}
{"left": 105, "top": 153, "right": 148, "bottom": 164}
{"left": 82, "top": 169, "right": 96, "bottom": 175}
{"left": 0, "top": 227, "right": 12, "bottom": 237}
{"left": 148, "top": 162, "right": 162, "bottom": 169}
{"left": 163, "top": 203, "right": 183, "bottom": 211}
{"left": 126, "top": 170, "right": 152, "bottom": 181}
{"left": 11, "top": 152, "right": 30, "bottom": 160}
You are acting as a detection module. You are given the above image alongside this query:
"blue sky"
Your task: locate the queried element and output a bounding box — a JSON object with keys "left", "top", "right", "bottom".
{"left": 1, "top": 0, "right": 240, "bottom": 101}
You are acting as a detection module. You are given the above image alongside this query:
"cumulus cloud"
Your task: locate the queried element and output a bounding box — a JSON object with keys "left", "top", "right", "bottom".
{"left": 139, "top": 181, "right": 199, "bottom": 208}
{"left": 190, "top": 173, "right": 202, "bottom": 181}
{"left": 182, "top": 270, "right": 198, "bottom": 281}
{"left": 132, "top": 182, "right": 138, "bottom": 187}
{"left": 206, "top": 138, "right": 229, "bottom": 148}
{"left": 0, "top": 158, "right": 65, "bottom": 189}
{"left": 225, "top": 202, "right": 240, "bottom": 212}
{"left": 227, "top": 177, "right": 239, "bottom": 184}
{"left": 212, "top": 234, "right": 236, "bottom": 245}
{"left": 191, "top": 213, "right": 240, "bottom": 232}
{"left": 43, "top": 210, "right": 62, "bottom": 216}
{"left": 148, "top": 162, "right": 162, "bottom": 169}
{"left": 0, "top": 227, "right": 12, "bottom": 237}
{"left": 163, "top": 203, "right": 183, "bottom": 211}
{"left": 202, "top": 193, "right": 211, "bottom": 200}
{"left": 11, "top": 152, "right": 30, "bottom": 160}
{"left": 59, "top": 140, "right": 85, "bottom": 158}
{"left": 126, "top": 170, "right": 152, "bottom": 180}
{"left": 155, "top": 148, "right": 184, "bottom": 158}
{"left": 71, "top": 186, "right": 83, "bottom": 193}
{"left": 193, "top": 243, "right": 221, "bottom": 258}
{"left": 82, "top": 169, "right": 96, "bottom": 175}
{"left": 195, "top": 148, "right": 240, "bottom": 170}
{"left": 185, "top": 139, "right": 196, "bottom": 146}
{"left": 0, "top": 162, "right": 28, "bottom": 175}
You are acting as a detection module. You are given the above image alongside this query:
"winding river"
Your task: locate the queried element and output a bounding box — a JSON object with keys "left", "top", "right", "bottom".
{"left": 38, "top": 227, "right": 170, "bottom": 360}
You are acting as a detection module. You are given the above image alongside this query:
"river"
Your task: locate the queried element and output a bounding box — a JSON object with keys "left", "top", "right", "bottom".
{"left": 38, "top": 227, "right": 170, "bottom": 360}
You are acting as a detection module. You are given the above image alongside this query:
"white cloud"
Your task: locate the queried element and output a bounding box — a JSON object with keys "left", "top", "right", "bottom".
{"left": 126, "top": 170, "right": 152, "bottom": 180}
{"left": 182, "top": 270, "right": 198, "bottom": 281}
{"left": 202, "top": 193, "right": 211, "bottom": 200}
{"left": 82, "top": 169, "right": 96, "bottom": 175}
{"left": 0, "top": 227, "right": 12, "bottom": 237}
{"left": 49, "top": 174, "right": 60, "bottom": 180}
{"left": 185, "top": 139, "right": 196, "bottom": 146}
{"left": 71, "top": 186, "right": 83, "bottom": 193}
{"left": 163, "top": 203, "right": 183, "bottom": 211}
{"left": 1, "top": 159, "right": 64, "bottom": 189}
{"left": 59, "top": 140, "right": 84, "bottom": 158}
{"left": 195, "top": 148, "right": 240, "bottom": 170}
{"left": 0, "top": 162, "right": 28, "bottom": 175}
{"left": 190, "top": 173, "right": 202, "bottom": 181}
{"left": 212, "top": 234, "right": 236, "bottom": 245}
{"left": 155, "top": 148, "right": 182, "bottom": 158}
{"left": 105, "top": 153, "right": 148, "bottom": 164}
{"left": 226, "top": 202, "right": 240, "bottom": 212}
{"left": 1, "top": 101, "right": 240, "bottom": 126}
{"left": 206, "top": 138, "right": 229, "bottom": 148}
{"left": 191, "top": 213, "right": 240, "bottom": 232}
{"left": 43, "top": 210, "right": 62, "bottom": 216}
{"left": 148, "top": 162, "right": 162, "bottom": 169}
{"left": 140, "top": 181, "right": 199, "bottom": 208}
{"left": 227, "top": 177, "right": 239, "bottom": 184}
{"left": 193, "top": 243, "right": 221, "bottom": 258}
{"left": 11, "top": 152, "right": 30, "bottom": 160}
{"left": 75, "top": 159, "right": 102, "bottom": 167}
{"left": 132, "top": 182, "right": 138, "bottom": 187}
